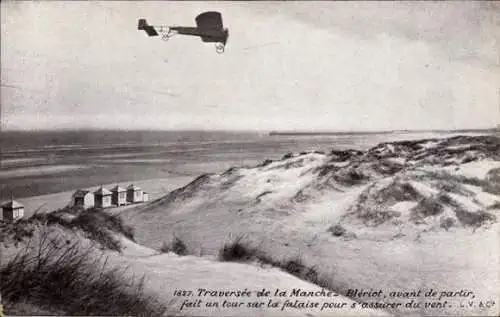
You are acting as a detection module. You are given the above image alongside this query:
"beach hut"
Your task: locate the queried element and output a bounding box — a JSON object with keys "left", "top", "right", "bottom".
{"left": 110, "top": 185, "right": 127, "bottom": 206}
{"left": 143, "top": 192, "right": 150, "bottom": 202}
{"left": 1, "top": 200, "right": 24, "bottom": 222}
{"left": 94, "top": 186, "right": 112, "bottom": 208}
{"left": 72, "top": 189, "right": 94, "bottom": 209}
{"left": 127, "top": 184, "right": 143, "bottom": 203}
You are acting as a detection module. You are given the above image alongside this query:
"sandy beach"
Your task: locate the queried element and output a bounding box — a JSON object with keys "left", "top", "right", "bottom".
{"left": 3, "top": 176, "right": 194, "bottom": 219}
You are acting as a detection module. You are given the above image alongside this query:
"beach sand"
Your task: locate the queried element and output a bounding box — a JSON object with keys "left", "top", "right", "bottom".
{"left": 4, "top": 176, "right": 194, "bottom": 218}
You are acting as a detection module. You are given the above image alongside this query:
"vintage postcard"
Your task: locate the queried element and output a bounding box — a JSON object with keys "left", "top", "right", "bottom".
{"left": 1, "top": 1, "right": 499, "bottom": 317}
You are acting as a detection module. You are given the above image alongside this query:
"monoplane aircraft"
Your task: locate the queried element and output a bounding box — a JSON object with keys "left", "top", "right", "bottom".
{"left": 138, "top": 11, "right": 229, "bottom": 53}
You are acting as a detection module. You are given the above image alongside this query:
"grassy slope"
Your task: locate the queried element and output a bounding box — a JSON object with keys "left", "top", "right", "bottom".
{"left": 0, "top": 222, "right": 168, "bottom": 317}
{"left": 1, "top": 209, "right": 385, "bottom": 317}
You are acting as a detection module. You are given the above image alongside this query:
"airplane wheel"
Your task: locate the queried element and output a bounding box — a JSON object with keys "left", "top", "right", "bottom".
{"left": 161, "top": 33, "right": 170, "bottom": 41}
{"left": 215, "top": 43, "right": 225, "bottom": 54}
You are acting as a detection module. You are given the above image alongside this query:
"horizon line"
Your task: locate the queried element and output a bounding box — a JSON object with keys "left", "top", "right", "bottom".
{"left": 2, "top": 127, "right": 499, "bottom": 134}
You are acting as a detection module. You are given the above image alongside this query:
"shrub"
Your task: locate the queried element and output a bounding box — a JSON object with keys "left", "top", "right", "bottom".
{"left": 160, "top": 236, "right": 188, "bottom": 256}
{"left": 216, "top": 236, "right": 344, "bottom": 300}
{"left": 411, "top": 196, "right": 444, "bottom": 221}
{"left": 329, "top": 150, "right": 360, "bottom": 162}
{"left": 218, "top": 235, "right": 259, "bottom": 262}
{"left": 316, "top": 164, "right": 339, "bottom": 177}
{"left": 159, "top": 241, "right": 170, "bottom": 253}
{"left": 283, "top": 257, "right": 306, "bottom": 276}
{"left": 327, "top": 224, "right": 346, "bottom": 237}
{"left": 257, "top": 159, "right": 273, "bottom": 167}
{"left": 334, "top": 169, "right": 367, "bottom": 186}
{"left": 280, "top": 257, "right": 322, "bottom": 288}
{"left": 378, "top": 181, "right": 421, "bottom": 203}
{"left": 217, "top": 237, "right": 329, "bottom": 290}
{"left": 366, "top": 210, "right": 401, "bottom": 226}
{"left": 454, "top": 208, "right": 496, "bottom": 228}
{"left": 372, "top": 160, "right": 404, "bottom": 175}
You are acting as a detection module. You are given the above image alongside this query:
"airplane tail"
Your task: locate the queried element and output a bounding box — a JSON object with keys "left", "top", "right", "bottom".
{"left": 138, "top": 18, "right": 159, "bottom": 36}
{"left": 138, "top": 19, "right": 148, "bottom": 30}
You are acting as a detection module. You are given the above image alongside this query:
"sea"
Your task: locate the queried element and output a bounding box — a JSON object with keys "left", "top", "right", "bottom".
{"left": 0, "top": 129, "right": 490, "bottom": 200}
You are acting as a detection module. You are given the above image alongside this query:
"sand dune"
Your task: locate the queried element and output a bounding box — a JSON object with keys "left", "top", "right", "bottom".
{"left": 121, "top": 135, "right": 500, "bottom": 316}
{"left": 2, "top": 134, "right": 498, "bottom": 316}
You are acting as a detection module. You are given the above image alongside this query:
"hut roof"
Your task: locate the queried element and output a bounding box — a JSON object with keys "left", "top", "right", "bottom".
{"left": 72, "top": 189, "right": 92, "bottom": 197}
{"left": 94, "top": 187, "right": 112, "bottom": 196}
{"left": 127, "top": 184, "right": 142, "bottom": 191}
{"left": 2, "top": 200, "right": 24, "bottom": 209}
{"left": 110, "top": 185, "right": 126, "bottom": 192}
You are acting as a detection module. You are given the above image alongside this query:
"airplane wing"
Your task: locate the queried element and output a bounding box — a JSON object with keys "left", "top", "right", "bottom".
{"left": 195, "top": 11, "right": 224, "bottom": 30}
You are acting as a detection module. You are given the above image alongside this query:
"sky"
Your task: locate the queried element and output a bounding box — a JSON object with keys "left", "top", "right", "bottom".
{"left": 1, "top": 1, "right": 499, "bottom": 132}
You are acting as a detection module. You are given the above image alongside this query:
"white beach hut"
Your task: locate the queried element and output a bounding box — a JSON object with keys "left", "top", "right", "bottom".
{"left": 1, "top": 200, "right": 25, "bottom": 222}
{"left": 127, "top": 184, "right": 143, "bottom": 203}
{"left": 110, "top": 185, "right": 127, "bottom": 206}
{"left": 72, "top": 189, "right": 95, "bottom": 209}
{"left": 94, "top": 186, "right": 112, "bottom": 208}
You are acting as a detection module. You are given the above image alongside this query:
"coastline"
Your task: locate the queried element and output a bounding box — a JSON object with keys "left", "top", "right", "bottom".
{"left": 2, "top": 176, "right": 194, "bottom": 219}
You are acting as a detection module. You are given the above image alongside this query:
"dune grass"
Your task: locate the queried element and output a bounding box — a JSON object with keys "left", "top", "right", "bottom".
{"left": 218, "top": 236, "right": 333, "bottom": 291}
{"left": 27, "top": 206, "right": 135, "bottom": 251}
{"left": 218, "top": 235, "right": 260, "bottom": 262}
{"left": 0, "top": 230, "right": 167, "bottom": 316}
{"left": 160, "top": 235, "right": 188, "bottom": 255}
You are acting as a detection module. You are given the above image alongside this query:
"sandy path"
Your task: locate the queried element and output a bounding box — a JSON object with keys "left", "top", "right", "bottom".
{"left": 107, "top": 250, "right": 390, "bottom": 317}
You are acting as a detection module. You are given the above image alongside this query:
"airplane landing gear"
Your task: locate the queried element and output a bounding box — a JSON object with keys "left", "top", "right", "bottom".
{"left": 215, "top": 42, "right": 225, "bottom": 54}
